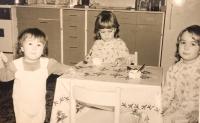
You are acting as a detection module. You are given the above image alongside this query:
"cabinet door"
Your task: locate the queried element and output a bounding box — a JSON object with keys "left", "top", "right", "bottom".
{"left": 87, "top": 10, "right": 100, "bottom": 53}
{"left": 136, "top": 13, "right": 163, "bottom": 66}
{"left": 37, "top": 19, "right": 61, "bottom": 62}
{"left": 113, "top": 12, "right": 137, "bottom": 55}
{"left": 63, "top": 10, "right": 85, "bottom": 65}
{"left": 16, "top": 8, "right": 61, "bottom": 62}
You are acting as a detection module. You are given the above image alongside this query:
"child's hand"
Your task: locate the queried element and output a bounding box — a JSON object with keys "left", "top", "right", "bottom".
{"left": 68, "top": 66, "right": 85, "bottom": 77}
{"left": 114, "top": 58, "right": 125, "bottom": 67}
{"left": 0, "top": 51, "right": 7, "bottom": 69}
{"left": 186, "top": 110, "right": 199, "bottom": 123}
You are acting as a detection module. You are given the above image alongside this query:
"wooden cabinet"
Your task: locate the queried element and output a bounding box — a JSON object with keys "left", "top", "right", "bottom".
{"left": 87, "top": 10, "right": 164, "bottom": 66}
{"left": 16, "top": 7, "right": 61, "bottom": 62}
{"left": 63, "top": 9, "right": 85, "bottom": 65}
{"left": 136, "top": 13, "right": 163, "bottom": 66}
{"left": 16, "top": 7, "right": 164, "bottom": 67}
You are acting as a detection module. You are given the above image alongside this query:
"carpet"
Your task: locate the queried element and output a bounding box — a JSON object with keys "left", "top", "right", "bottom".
{"left": 0, "top": 74, "right": 59, "bottom": 123}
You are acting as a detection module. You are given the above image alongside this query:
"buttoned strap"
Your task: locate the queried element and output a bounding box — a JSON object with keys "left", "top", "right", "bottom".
{"left": 13, "top": 58, "right": 24, "bottom": 71}
{"left": 40, "top": 57, "right": 49, "bottom": 69}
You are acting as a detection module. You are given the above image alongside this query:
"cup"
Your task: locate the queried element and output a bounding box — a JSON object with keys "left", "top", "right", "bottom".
{"left": 129, "top": 70, "right": 141, "bottom": 79}
{"left": 92, "top": 58, "right": 103, "bottom": 65}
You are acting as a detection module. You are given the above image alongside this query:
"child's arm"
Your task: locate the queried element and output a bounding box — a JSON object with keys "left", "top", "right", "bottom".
{"left": 186, "top": 110, "right": 199, "bottom": 123}
{"left": 162, "top": 66, "right": 177, "bottom": 114}
{"left": 47, "top": 58, "right": 84, "bottom": 76}
{"left": 0, "top": 62, "right": 16, "bottom": 82}
{"left": 85, "top": 41, "right": 99, "bottom": 62}
{"left": 115, "top": 39, "right": 132, "bottom": 66}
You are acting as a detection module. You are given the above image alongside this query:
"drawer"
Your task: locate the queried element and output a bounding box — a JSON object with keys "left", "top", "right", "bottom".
{"left": 63, "top": 47, "right": 85, "bottom": 65}
{"left": 63, "top": 10, "right": 85, "bottom": 21}
{"left": 63, "top": 21, "right": 85, "bottom": 31}
{"left": 64, "top": 32, "right": 85, "bottom": 46}
{"left": 16, "top": 7, "right": 60, "bottom": 19}
{"left": 137, "top": 13, "right": 163, "bottom": 25}
{"left": 114, "top": 12, "right": 137, "bottom": 24}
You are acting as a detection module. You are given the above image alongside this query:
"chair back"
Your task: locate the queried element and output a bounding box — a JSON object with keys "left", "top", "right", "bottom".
{"left": 70, "top": 82, "right": 121, "bottom": 123}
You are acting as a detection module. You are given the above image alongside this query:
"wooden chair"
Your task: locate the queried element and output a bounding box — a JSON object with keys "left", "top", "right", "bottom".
{"left": 130, "top": 51, "right": 138, "bottom": 66}
{"left": 70, "top": 82, "right": 121, "bottom": 123}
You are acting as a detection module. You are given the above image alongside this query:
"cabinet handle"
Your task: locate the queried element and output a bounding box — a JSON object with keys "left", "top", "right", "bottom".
{"left": 38, "top": 18, "right": 59, "bottom": 21}
{"left": 70, "top": 62, "right": 77, "bottom": 64}
{"left": 69, "top": 15, "right": 77, "bottom": 17}
{"left": 121, "top": 17, "right": 129, "bottom": 19}
{"left": 70, "top": 47, "right": 77, "bottom": 48}
{"left": 169, "top": 4, "right": 173, "bottom": 30}
{"left": 70, "top": 26, "right": 77, "bottom": 28}
{"left": 40, "top": 21, "right": 48, "bottom": 24}
{"left": 70, "top": 36, "right": 77, "bottom": 38}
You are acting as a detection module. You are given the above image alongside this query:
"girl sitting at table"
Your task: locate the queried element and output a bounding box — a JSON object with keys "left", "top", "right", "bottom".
{"left": 85, "top": 11, "right": 132, "bottom": 67}
{"left": 0, "top": 28, "right": 83, "bottom": 123}
{"left": 162, "top": 25, "right": 200, "bottom": 123}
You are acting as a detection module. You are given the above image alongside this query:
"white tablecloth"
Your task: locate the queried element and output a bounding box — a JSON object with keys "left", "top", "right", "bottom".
{"left": 50, "top": 62, "right": 164, "bottom": 123}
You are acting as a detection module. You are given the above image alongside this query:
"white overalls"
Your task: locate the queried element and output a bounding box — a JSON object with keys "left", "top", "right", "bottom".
{"left": 12, "top": 57, "right": 49, "bottom": 123}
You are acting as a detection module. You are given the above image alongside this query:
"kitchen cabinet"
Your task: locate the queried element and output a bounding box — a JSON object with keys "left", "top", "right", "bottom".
{"left": 63, "top": 9, "right": 85, "bottom": 65}
{"left": 15, "top": 7, "right": 164, "bottom": 67}
{"left": 16, "top": 7, "right": 61, "bottom": 62}
{"left": 87, "top": 10, "right": 164, "bottom": 66}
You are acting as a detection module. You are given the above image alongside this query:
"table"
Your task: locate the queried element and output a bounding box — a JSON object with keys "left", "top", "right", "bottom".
{"left": 50, "top": 62, "right": 164, "bottom": 123}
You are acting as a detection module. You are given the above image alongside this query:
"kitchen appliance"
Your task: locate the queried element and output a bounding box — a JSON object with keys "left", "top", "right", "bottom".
{"left": 0, "top": 5, "right": 18, "bottom": 62}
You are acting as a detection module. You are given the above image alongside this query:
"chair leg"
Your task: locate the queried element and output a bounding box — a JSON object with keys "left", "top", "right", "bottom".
{"left": 70, "top": 83, "right": 76, "bottom": 123}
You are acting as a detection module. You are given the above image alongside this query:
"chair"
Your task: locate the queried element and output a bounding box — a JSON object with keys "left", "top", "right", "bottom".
{"left": 130, "top": 51, "right": 138, "bottom": 66}
{"left": 70, "top": 82, "right": 121, "bottom": 123}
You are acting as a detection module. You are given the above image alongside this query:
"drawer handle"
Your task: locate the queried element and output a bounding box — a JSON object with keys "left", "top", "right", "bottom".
{"left": 70, "top": 62, "right": 77, "bottom": 64}
{"left": 70, "top": 36, "right": 77, "bottom": 38}
{"left": 40, "top": 21, "right": 48, "bottom": 23}
{"left": 70, "top": 26, "right": 77, "bottom": 27}
{"left": 70, "top": 47, "right": 77, "bottom": 48}
{"left": 121, "top": 17, "right": 129, "bottom": 19}
{"left": 70, "top": 15, "right": 77, "bottom": 17}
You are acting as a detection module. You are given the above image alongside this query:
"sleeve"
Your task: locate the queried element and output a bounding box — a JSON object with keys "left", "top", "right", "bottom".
{"left": 116, "top": 39, "right": 132, "bottom": 65}
{"left": 47, "top": 58, "right": 72, "bottom": 75}
{"left": 179, "top": 68, "right": 199, "bottom": 112}
{"left": 85, "top": 41, "right": 99, "bottom": 62}
{"left": 162, "top": 66, "right": 176, "bottom": 114}
{"left": 0, "top": 62, "right": 16, "bottom": 82}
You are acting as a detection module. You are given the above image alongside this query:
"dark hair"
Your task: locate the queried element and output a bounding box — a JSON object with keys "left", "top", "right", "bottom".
{"left": 94, "top": 11, "right": 120, "bottom": 40}
{"left": 175, "top": 25, "right": 200, "bottom": 62}
{"left": 16, "top": 28, "right": 48, "bottom": 58}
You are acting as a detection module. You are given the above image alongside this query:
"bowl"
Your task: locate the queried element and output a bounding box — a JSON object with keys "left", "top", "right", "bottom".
{"left": 92, "top": 58, "right": 103, "bottom": 65}
{"left": 129, "top": 70, "right": 141, "bottom": 79}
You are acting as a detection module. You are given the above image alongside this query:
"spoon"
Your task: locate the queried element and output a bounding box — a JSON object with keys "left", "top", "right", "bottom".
{"left": 137, "top": 64, "right": 145, "bottom": 72}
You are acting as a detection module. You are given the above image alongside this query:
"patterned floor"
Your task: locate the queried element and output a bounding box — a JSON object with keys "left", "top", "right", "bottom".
{"left": 0, "top": 74, "right": 59, "bottom": 123}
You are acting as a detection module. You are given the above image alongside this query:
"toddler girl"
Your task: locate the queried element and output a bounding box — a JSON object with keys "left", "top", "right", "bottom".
{"left": 162, "top": 25, "right": 200, "bottom": 123}
{"left": 0, "top": 28, "right": 82, "bottom": 123}
{"left": 85, "top": 11, "right": 132, "bottom": 67}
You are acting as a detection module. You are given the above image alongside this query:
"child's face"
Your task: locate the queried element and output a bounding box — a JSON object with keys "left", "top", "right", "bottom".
{"left": 99, "top": 28, "right": 116, "bottom": 42}
{"left": 179, "top": 31, "right": 200, "bottom": 64}
{"left": 21, "top": 36, "right": 44, "bottom": 62}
